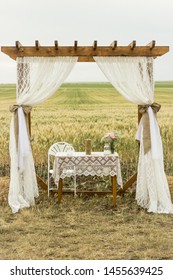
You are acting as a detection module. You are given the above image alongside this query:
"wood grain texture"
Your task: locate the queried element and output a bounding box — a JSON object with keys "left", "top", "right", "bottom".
{"left": 1, "top": 45, "right": 169, "bottom": 61}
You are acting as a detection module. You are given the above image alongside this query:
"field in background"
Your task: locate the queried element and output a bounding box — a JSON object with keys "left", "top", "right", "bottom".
{"left": 0, "top": 82, "right": 173, "bottom": 260}
{"left": 0, "top": 82, "right": 173, "bottom": 180}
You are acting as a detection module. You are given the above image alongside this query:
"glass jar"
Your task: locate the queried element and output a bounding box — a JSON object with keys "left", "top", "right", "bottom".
{"left": 104, "top": 143, "right": 111, "bottom": 155}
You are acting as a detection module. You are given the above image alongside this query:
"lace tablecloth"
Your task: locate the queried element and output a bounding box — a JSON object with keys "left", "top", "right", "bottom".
{"left": 53, "top": 152, "right": 123, "bottom": 187}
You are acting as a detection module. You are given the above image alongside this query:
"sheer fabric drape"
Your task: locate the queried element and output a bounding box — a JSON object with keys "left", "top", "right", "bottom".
{"left": 94, "top": 56, "right": 173, "bottom": 213}
{"left": 9, "top": 56, "right": 78, "bottom": 213}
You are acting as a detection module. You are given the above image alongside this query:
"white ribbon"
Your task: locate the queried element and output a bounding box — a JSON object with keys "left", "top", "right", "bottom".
{"left": 17, "top": 107, "right": 31, "bottom": 173}
{"left": 148, "top": 107, "right": 162, "bottom": 160}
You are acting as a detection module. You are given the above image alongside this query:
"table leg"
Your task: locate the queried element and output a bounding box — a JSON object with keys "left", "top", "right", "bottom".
{"left": 112, "top": 175, "right": 117, "bottom": 207}
{"left": 58, "top": 178, "right": 63, "bottom": 204}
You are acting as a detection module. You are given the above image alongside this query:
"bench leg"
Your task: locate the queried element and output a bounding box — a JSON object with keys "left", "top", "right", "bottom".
{"left": 112, "top": 175, "right": 117, "bottom": 207}
{"left": 58, "top": 178, "right": 63, "bottom": 204}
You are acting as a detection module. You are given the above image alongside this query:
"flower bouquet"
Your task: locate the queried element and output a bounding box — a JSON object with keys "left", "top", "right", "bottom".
{"left": 101, "top": 131, "right": 120, "bottom": 154}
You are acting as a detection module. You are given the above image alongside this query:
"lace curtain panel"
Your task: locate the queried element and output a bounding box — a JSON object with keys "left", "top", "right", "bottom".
{"left": 94, "top": 56, "right": 173, "bottom": 213}
{"left": 9, "top": 56, "right": 78, "bottom": 213}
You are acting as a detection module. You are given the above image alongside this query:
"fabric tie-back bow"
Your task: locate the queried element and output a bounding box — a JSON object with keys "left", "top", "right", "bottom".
{"left": 9, "top": 105, "right": 32, "bottom": 149}
{"left": 138, "top": 102, "right": 161, "bottom": 154}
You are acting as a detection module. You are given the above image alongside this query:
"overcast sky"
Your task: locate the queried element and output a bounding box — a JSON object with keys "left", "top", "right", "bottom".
{"left": 0, "top": 0, "right": 173, "bottom": 83}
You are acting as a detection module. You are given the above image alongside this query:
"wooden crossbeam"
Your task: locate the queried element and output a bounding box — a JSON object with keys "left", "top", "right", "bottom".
{"left": 74, "top": 40, "right": 78, "bottom": 50}
{"left": 1, "top": 42, "right": 169, "bottom": 61}
{"left": 110, "top": 40, "right": 117, "bottom": 50}
{"left": 147, "top": 40, "right": 156, "bottom": 49}
{"left": 15, "top": 41, "right": 24, "bottom": 53}
{"left": 35, "top": 40, "right": 40, "bottom": 50}
{"left": 15, "top": 41, "right": 22, "bottom": 49}
{"left": 54, "top": 40, "right": 58, "bottom": 50}
{"left": 93, "top": 40, "right": 97, "bottom": 50}
{"left": 117, "top": 173, "right": 137, "bottom": 195}
{"left": 129, "top": 40, "right": 136, "bottom": 49}
{"left": 36, "top": 175, "right": 47, "bottom": 191}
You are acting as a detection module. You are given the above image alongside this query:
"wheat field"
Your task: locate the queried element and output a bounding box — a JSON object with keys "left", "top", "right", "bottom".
{"left": 0, "top": 82, "right": 173, "bottom": 260}
{"left": 1, "top": 82, "right": 173, "bottom": 179}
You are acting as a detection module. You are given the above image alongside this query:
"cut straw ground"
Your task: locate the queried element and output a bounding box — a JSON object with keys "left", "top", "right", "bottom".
{"left": 1, "top": 176, "right": 173, "bottom": 260}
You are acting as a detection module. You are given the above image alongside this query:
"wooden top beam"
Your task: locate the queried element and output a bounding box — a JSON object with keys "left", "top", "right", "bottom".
{"left": 1, "top": 42, "right": 169, "bottom": 62}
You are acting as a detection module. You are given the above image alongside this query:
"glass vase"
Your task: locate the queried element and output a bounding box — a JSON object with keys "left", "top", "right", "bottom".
{"left": 104, "top": 143, "right": 111, "bottom": 155}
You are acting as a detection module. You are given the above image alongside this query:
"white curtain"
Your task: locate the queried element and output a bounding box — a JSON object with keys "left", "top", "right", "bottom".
{"left": 94, "top": 56, "right": 173, "bottom": 213}
{"left": 9, "top": 56, "right": 78, "bottom": 213}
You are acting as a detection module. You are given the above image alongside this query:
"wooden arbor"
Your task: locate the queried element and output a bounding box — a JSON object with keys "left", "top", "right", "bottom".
{"left": 1, "top": 40, "right": 169, "bottom": 196}
{"left": 1, "top": 40, "right": 169, "bottom": 61}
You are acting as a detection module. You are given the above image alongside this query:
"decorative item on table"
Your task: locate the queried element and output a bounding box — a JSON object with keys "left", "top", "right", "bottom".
{"left": 101, "top": 131, "right": 120, "bottom": 154}
{"left": 66, "top": 144, "right": 74, "bottom": 156}
{"left": 85, "top": 139, "right": 91, "bottom": 155}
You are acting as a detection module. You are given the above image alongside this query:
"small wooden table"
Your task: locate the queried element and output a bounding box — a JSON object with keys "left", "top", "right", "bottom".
{"left": 53, "top": 152, "right": 122, "bottom": 206}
